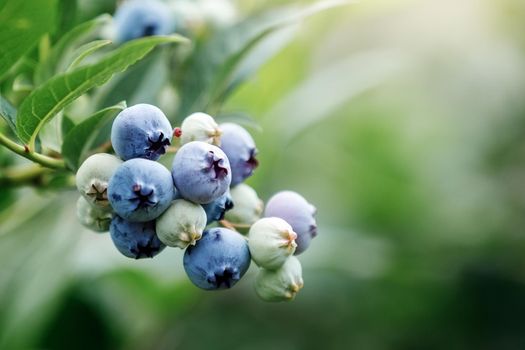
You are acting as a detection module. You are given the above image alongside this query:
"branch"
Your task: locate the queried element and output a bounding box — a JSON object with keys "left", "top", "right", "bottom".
{"left": 219, "top": 220, "right": 252, "bottom": 231}
{"left": 0, "top": 132, "right": 67, "bottom": 170}
{"left": 0, "top": 164, "right": 50, "bottom": 186}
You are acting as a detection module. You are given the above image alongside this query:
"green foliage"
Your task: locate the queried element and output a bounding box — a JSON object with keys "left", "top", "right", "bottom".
{"left": 34, "top": 14, "right": 111, "bottom": 85}
{"left": 0, "top": 95, "right": 16, "bottom": 133}
{"left": 61, "top": 101, "right": 125, "bottom": 171}
{"left": 177, "top": 0, "right": 347, "bottom": 117}
{"left": 0, "top": 0, "right": 57, "bottom": 80}
{"left": 10, "top": 1, "right": 525, "bottom": 349}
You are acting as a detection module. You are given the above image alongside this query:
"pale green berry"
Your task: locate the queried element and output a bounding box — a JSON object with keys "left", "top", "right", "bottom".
{"left": 225, "top": 184, "right": 263, "bottom": 226}
{"left": 180, "top": 112, "right": 221, "bottom": 146}
{"left": 155, "top": 199, "right": 207, "bottom": 249}
{"left": 76, "top": 153, "right": 122, "bottom": 209}
{"left": 76, "top": 196, "right": 113, "bottom": 232}
{"left": 248, "top": 217, "right": 297, "bottom": 270}
{"left": 254, "top": 256, "right": 304, "bottom": 302}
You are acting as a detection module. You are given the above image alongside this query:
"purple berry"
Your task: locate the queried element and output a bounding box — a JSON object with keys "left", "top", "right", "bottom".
{"left": 219, "top": 123, "right": 258, "bottom": 186}
{"left": 172, "top": 141, "right": 231, "bottom": 204}
{"left": 110, "top": 216, "right": 165, "bottom": 259}
{"left": 264, "top": 191, "right": 317, "bottom": 255}
{"left": 111, "top": 104, "right": 173, "bottom": 161}
{"left": 183, "top": 228, "right": 251, "bottom": 290}
{"left": 108, "top": 158, "right": 174, "bottom": 222}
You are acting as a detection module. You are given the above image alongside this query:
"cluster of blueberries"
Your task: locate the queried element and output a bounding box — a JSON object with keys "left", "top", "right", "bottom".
{"left": 75, "top": 105, "right": 317, "bottom": 301}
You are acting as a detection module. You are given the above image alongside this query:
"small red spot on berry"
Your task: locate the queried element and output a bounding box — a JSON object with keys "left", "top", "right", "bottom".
{"left": 174, "top": 127, "right": 182, "bottom": 138}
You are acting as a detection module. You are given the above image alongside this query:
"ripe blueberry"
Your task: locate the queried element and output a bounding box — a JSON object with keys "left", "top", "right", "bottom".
{"left": 114, "top": 0, "right": 174, "bottom": 43}
{"left": 108, "top": 158, "right": 174, "bottom": 222}
{"left": 254, "top": 256, "right": 304, "bottom": 302}
{"left": 183, "top": 227, "right": 251, "bottom": 290}
{"left": 172, "top": 141, "right": 231, "bottom": 204}
{"left": 201, "top": 191, "right": 233, "bottom": 225}
{"left": 76, "top": 153, "right": 122, "bottom": 209}
{"left": 219, "top": 123, "right": 258, "bottom": 186}
{"left": 264, "top": 191, "right": 317, "bottom": 255}
{"left": 110, "top": 215, "right": 165, "bottom": 259}
{"left": 248, "top": 217, "right": 297, "bottom": 270}
{"left": 156, "top": 199, "right": 207, "bottom": 248}
{"left": 111, "top": 104, "right": 173, "bottom": 161}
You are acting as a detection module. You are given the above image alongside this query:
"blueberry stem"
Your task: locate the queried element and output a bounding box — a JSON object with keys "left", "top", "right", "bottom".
{"left": 0, "top": 131, "right": 67, "bottom": 170}
{"left": 0, "top": 164, "right": 74, "bottom": 187}
{"left": 219, "top": 219, "right": 252, "bottom": 231}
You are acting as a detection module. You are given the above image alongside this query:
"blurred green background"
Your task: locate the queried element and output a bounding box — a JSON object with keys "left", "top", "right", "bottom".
{"left": 3, "top": 0, "right": 525, "bottom": 349}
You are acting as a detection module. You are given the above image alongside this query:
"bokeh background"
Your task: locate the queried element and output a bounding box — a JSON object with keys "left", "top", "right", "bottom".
{"left": 3, "top": 0, "right": 525, "bottom": 348}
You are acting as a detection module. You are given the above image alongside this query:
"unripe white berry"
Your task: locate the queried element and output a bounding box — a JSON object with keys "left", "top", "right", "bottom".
{"left": 180, "top": 112, "right": 221, "bottom": 146}
{"left": 76, "top": 196, "right": 113, "bottom": 232}
{"left": 225, "top": 184, "right": 263, "bottom": 226}
{"left": 156, "top": 199, "right": 207, "bottom": 249}
{"left": 76, "top": 153, "right": 123, "bottom": 209}
{"left": 255, "top": 256, "right": 304, "bottom": 302}
{"left": 248, "top": 217, "right": 297, "bottom": 270}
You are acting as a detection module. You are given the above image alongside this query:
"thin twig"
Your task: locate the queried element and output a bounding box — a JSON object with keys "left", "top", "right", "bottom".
{"left": 0, "top": 132, "right": 67, "bottom": 170}
{"left": 0, "top": 164, "right": 50, "bottom": 186}
{"left": 219, "top": 220, "right": 252, "bottom": 231}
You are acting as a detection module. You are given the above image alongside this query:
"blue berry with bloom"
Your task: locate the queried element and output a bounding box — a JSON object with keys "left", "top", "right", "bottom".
{"left": 183, "top": 227, "right": 251, "bottom": 290}
{"left": 114, "top": 0, "right": 174, "bottom": 43}
{"left": 172, "top": 141, "right": 231, "bottom": 204}
{"left": 110, "top": 215, "right": 165, "bottom": 259}
{"left": 108, "top": 158, "right": 174, "bottom": 222}
{"left": 111, "top": 104, "right": 173, "bottom": 161}
{"left": 201, "top": 191, "right": 234, "bottom": 225}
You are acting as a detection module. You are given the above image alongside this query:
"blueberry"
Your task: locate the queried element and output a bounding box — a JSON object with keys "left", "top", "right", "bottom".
{"left": 156, "top": 199, "right": 207, "bottom": 249}
{"left": 76, "top": 196, "right": 113, "bottom": 232}
{"left": 110, "top": 215, "right": 165, "bottom": 259}
{"left": 183, "top": 227, "right": 251, "bottom": 290}
{"left": 108, "top": 158, "right": 174, "bottom": 222}
{"left": 224, "top": 183, "right": 263, "bottom": 226}
{"left": 264, "top": 191, "right": 317, "bottom": 255}
{"left": 111, "top": 104, "right": 173, "bottom": 161}
{"left": 114, "top": 0, "right": 174, "bottom": 43}
{"left": 172, "top": 141, "right": 231, "bottom": 204}
{"left": 248, "top": 217, "right": 297, "bottom": 270}
{"left": 201, "top": 191, "right": 233, "bottom": 225}
{"left": 255, "top": 256, "right": 304, "bottom": 302}
{"left": 76, "top": 153, "right": 122, "bottom": 209}
{"left": 180, "top": 112, "right": 221, "bottom": 146}
{"left": 219, "top": 123, "right": 258, "bottom": 186}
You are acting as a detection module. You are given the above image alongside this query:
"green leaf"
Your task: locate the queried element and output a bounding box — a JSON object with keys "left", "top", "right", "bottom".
{"left": 60, "top": 114, "right": 75, "bottom": 137}
{"left": 55, "top": 0, "right": 78, "bottom": 37}
{"left": 177, "top": 0, "right": 350, "bottom": 117}
{"left": 61, "top": 102, "right": 126, "bottom": 171}
{"left": 66, "top": 39, "right": 112, "bottom": 71}
{"left": 267, "top": 50, "right": 405, "bottom": 142}
{"left": 0, "top": 0, "right": 57, "bottom": 80}
{"left": 34, "top": 14, "right": 110, "bottom": 85}
{"left": 93, "top": 48, "right": 168, "bottom": 109}
{"left": 0, "top": 95, "right": 17, "bottom": 134}
{"left": 17, "top": 35, "right": 188, "bottom": 148}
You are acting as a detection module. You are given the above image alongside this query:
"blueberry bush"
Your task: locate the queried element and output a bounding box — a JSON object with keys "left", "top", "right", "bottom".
{"left": 0, "top": 0, "right": 338, "bottom": 298}
{"left": 3, "top": 0, "right": 524, "bottom": 349}
{"left": 0, "top": 0, "right": 344, "bottom": 347}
